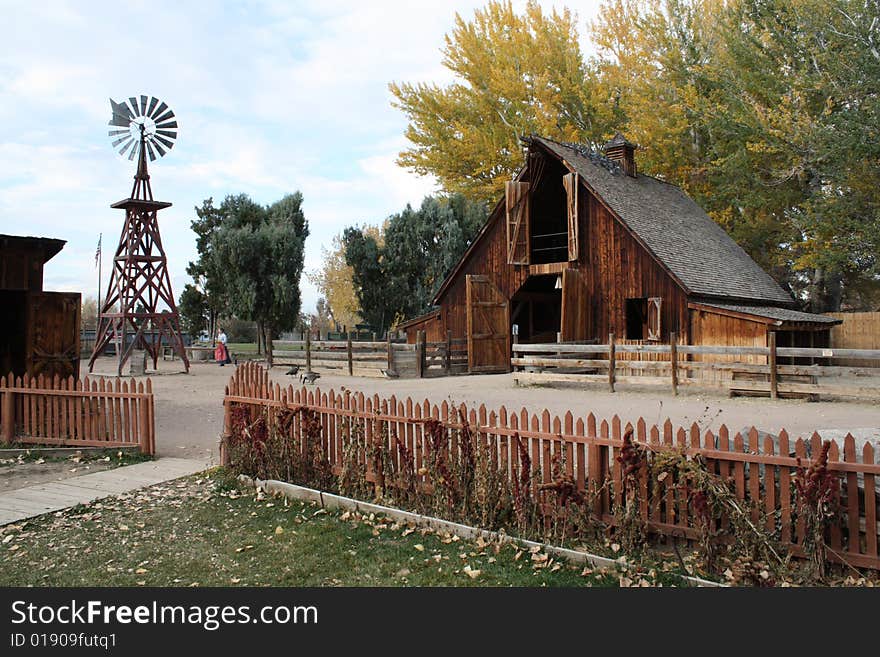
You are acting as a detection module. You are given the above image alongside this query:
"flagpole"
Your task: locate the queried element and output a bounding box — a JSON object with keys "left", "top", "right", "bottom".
{"left": 96, "top": 233, "right": 102, "bottom": 314}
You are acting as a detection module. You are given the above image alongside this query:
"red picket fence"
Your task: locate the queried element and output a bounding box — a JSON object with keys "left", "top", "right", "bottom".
{"left": 0, "top": 372, "right": 155, "bottom": 455}
{"left": 223, "top": 362, "right": 880, "bottom": 571}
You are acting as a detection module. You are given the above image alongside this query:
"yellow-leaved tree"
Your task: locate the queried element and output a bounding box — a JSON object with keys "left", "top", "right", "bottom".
{"left": 308, "top": 233, "right": 362, "bottom": 331}
{"left": 390, "top": 0, "right": 612, "bottom": 203}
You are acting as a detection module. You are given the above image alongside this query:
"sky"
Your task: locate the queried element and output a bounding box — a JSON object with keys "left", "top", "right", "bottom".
{"left": 0, "top": 0, "right": 602, "bottom": 315}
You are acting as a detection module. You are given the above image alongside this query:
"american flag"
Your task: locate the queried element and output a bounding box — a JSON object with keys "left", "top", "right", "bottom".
{"left": 95, "top": 234, "right": 102, "bottom": 266}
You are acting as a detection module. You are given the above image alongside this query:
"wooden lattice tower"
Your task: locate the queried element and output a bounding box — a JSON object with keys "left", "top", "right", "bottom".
{"left": 89, "top": 96, "right": 189, "bottom": 375}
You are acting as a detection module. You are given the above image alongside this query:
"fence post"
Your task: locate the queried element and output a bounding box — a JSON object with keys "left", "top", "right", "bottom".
{"left": 416, "top": 330, "right": 426, "bottom": 378}
{"left": 445, "top": 330, "right": 452, "bottom": 374}
{"left": 347, "top": 331, "right": 353, "bottom": 376}
{"left": 220, "top": 395, "right": 232, "bottom": 466}
{"left": 769, "top": 331, "right": 778, "bottom": 400}
{"left": 138, "top": 397, "right": 150, "bottom": 455}
{"left": 387, "top": 332, "right": 394, "bottom": 374}
{"left": 372, "top": 331, "right": 377, "bottom": 343}
{"left": 1, "top": 389, "right": 13, "bottom": 444}
{"left": 670, "top": 331, "right": 679, "bottom": 396}
{"left": 608, "top": 332, "right": 616, "bottom": 393}
{"left": 305, "top": 328, "right": 312, "bottom": 375}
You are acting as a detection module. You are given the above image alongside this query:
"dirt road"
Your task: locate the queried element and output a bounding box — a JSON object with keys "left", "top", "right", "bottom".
{"left": 86, "top": 358, "right": 879, "bottom": 461}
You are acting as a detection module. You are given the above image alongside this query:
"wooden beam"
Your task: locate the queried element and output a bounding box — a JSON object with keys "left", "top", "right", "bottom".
{"left": 608, "top": 332, "right": 616, "bottom": 393}
{"left": 670, "top": 331, "right": 678, "bottom": 396}
{"left": 769, "top": 331, "right": 778, "bottom": 399}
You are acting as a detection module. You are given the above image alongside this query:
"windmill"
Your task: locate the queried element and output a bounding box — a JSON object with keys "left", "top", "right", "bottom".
{"left": 88, "top": 95, "right": 190, "bottom": 375}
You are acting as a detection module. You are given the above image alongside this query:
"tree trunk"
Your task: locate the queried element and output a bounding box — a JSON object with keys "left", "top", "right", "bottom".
{"left": 264, "top": 323, "right": 273, "bottom": 367}
{"left": 810, "top": 267, "right": 825, "bottom": 313}
{"left": 256, "top": 321, "right": 263, "bottom": 355}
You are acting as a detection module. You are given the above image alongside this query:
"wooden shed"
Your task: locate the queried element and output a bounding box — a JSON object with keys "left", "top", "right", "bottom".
{"left": 0, "top": 234, "right": 81, "bottom": 380}
{"left": 402, "top": 135, "right": 839, "bottom": 372}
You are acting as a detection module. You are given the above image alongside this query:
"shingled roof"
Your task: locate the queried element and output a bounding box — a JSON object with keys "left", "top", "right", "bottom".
{"left": 692, "top": 302, "right": 841, "bottom": 325}
{"left": 531, "top": 136, "right": 795, "bottom": 306}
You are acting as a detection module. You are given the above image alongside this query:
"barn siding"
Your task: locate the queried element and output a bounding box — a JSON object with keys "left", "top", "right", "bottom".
{"left": 689, "top": 308, "right": 768, "bottom": 363}
{"left": 572, "top": 193, "right": 689, "bottom": 344}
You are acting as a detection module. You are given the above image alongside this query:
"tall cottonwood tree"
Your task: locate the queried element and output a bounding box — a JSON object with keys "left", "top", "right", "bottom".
{"left": 209, "top": 193, "right": 309, "bottom": 364}
{"left": 390, "top": 0, "right": 610, "bottom": 203}
{"left": 343, "top": 194, "right": 487, "bottom": 335}
{"left": 308, "top": 233, "right": 362, "bottom": 331}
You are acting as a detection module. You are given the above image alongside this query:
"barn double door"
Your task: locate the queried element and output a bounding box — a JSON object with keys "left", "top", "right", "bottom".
{"left": 26, "top": 292, "right": 81, "bottom": 379}
{"left": 466, "top": 275, "right": 510, "bottom": 373}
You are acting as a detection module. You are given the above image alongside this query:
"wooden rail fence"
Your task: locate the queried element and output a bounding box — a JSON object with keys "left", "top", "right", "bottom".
{"left": 0, "top": 373, "right": 155, "bottom": 454}
{"left": 513, "top": 332, "right": 880, "bottom": 400}
{"left": 224, "top": 362, "right": 880, "bottom": 571}
{"left": 272, "top": 333, "right": 468, "bottom": 379}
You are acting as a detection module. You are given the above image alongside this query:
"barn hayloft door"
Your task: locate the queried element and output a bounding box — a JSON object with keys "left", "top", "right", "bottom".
{"left": 505, "top": 181, "right": 530, "bottom": 265}
{"left": 466, "top": 275, "right": 510, "bottom": 373}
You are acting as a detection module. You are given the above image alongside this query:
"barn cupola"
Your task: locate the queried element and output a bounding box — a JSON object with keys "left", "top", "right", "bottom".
{"left": 603, "top": 133, "right": 638, "bottom": 177}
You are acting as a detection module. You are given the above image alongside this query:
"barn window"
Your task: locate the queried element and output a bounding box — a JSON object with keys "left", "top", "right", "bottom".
{"left": 625, "top": 298, "right": 646, "bottom": 339}
{"left": 625, "top": 297, "right": 662, "bottom": 340}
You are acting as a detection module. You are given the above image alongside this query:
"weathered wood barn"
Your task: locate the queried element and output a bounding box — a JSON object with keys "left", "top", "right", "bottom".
{"left": 401, "top": 134, "right": 839, "bottom": 372}
{"left": 0, "top": 234, "right": 81, "bottom": 379}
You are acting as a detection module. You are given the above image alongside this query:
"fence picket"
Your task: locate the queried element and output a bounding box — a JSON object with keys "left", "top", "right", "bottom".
{"left": 864, "top": 443, "right": 877, "bottom": 559}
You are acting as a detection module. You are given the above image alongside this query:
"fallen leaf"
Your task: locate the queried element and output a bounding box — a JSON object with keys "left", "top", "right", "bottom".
{"left": 274, "top": 526, "right": 284, "bottom": 535}
{"left": 135, "top": 568, "right": 148, "bottom": 574}
{"left": 414, "top": 544, "right": 425, "bottom": 552}
{"left": 463, "top": 565, "right": 481, "bottom": 579}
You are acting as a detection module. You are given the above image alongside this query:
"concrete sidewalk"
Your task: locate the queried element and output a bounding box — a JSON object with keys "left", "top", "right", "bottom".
{"left": 0, "top": 458, "right": 209, "bottom": 526}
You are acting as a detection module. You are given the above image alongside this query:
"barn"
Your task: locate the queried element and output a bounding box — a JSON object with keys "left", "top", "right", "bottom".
{"left": 401, "top": 134, "right": 839, "bottom": 373}
{"left": 0, "top": 234, "right": 81, "bottom": 379}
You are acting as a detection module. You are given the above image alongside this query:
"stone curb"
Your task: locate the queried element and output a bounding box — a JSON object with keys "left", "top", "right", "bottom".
{"left": 238, "top": 475, "right": 724, "bottom": 588}
{"left": 0, "top": 447, "right": 140, "bottom": 459}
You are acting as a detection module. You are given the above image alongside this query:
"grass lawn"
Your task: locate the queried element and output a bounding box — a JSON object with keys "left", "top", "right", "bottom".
{"left": 0, "top": 469, "right": 685, "bottom": 587}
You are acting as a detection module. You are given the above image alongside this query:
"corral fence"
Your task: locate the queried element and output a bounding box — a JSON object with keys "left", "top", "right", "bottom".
{"left": 513, "top": 331, "right": 880, "bottom": 400}
{"left": 272, "top": 330, "right": 468, "bottom": 379}
{"left": 224, "top": 362, "right": 880, "bottom": 571}
{"left": 0, "top": 372, "right": 155, "bottom": 454}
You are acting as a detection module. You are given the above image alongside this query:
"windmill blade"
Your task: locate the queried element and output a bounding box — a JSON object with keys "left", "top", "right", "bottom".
{"left": 152, "top": 139, "right": 167, "bottom": 157}
{"left": 155, "top": 129, "right": 177, "bottom": 140}
{"left": 147, "top": 96, "right": 159, "bottom": 117}
{"left": 156, "top": 120, "right": 178, "bottom": 130}
{"left": 140, "top": 95, "right": 149, "bottom": 117}
{"left": 128, "top": 141, "right": 139, "bottom": 161}
{"left": 145, "top": 140, "right": 157, "bottom": 162}
{"left": 149, "top": 101, "right": 168, "bottom": 119}
{"left": 109, "top": 98, "right": 133, "bottom": 127}
{"left": 111, "top": 135, "right": 132, "bottom": 148}
{"left": 108, "top": 128, "right": 131, "bottom": 137}
{"left": 153, "top": 108, "right": 175, "bottom": 124}
{"left": 128, "top": 97, "right": 142, "bottom": 117}
{"left": 153, "top": 134, "right": 175, "bottom": 150}
{"left": 119, "top": 138, "right": 136, "bottom": 159}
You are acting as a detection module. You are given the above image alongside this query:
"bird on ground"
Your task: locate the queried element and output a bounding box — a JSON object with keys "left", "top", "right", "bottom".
{"left": 380, "top": 369, "right": 399, "bottom": 379}
{"left": 285, "top": 365, "right": 300, "bottom": 376}
{"left": 301, "top": 371, "right": 320, "bottom": 385}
